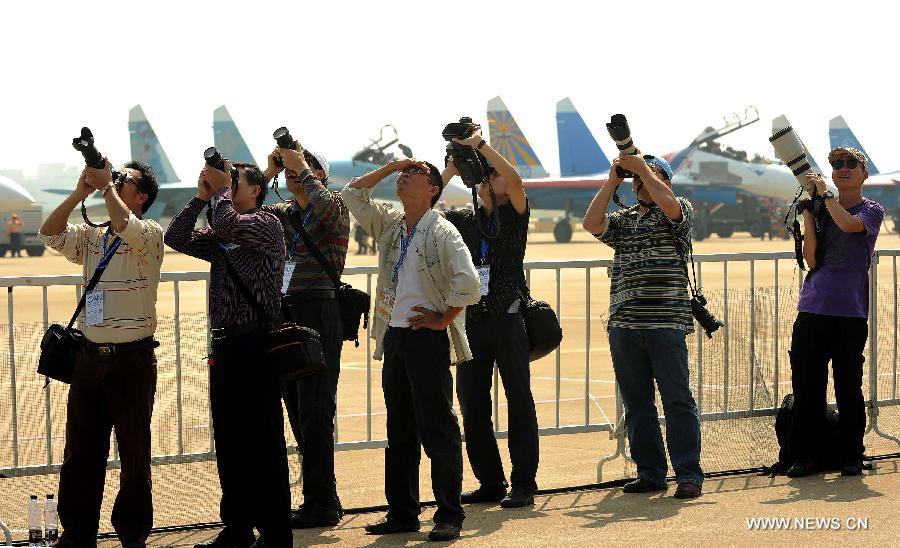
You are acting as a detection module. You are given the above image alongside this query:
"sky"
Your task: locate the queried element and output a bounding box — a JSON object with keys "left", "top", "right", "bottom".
{"left": 1, "top": 0, "right": 899, "bottom": 183}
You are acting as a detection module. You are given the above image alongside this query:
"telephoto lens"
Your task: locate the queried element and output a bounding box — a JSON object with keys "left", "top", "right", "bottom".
{"left": 273, "top": 127, "right": 299, "bottom": 167}
{"left": 769, "top": 122, "right": 815, "bottom": 194}
{"left": 71, "top": 127, "right": 106, "bottom": 169}
{"left": 606, "top": 114, "right": 638, "bottom": 178}
{"left": 204, "top": 146, "right": 225, "bottom": 171}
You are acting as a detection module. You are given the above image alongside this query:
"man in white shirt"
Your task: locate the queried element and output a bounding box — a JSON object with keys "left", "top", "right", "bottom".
{"left": 341, "top": 158, "right": 480, "bottom": 542}
{"left": 40, "top": 160, "right": 162, "bottom": 548}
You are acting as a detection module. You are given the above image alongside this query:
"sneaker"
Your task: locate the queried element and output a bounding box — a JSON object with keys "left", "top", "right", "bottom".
{"left": 290, "top": 506, "right": 343, "bottom": 528}
{"left": 461, "top": 484, "right": 507, "bottom": 503}
{"left": 364, "top": 516, "right": 421, "bottom": 535}
{"left": 787, "top": 458, "right": 817, "bottom": 478}
{"left": 622, "top": 477, "right": 667, "bottom": 493}
{"left": 500, "top": 487, "right": 535, "bottom": 508}
{"left": 428, "top": 522, "right": 462, "bottom": 541}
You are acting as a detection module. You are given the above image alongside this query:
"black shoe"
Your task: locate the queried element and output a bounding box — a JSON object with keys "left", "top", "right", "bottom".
{"left": 365, "top": 516, "right": 421, "bottom": 535}
{"left": 461, "top": 484, "right": 507, "bottom": 503}
{"left": 674, "top": 482, "right": 702, "bottom": 499}
{"left": 500, "top": 487, "right": 535, "bottom": 508}
{"left": 428, "top": 522, "right": 462, "bottom": 541}
{"left": 194, "top": 528, "right": 254, "bottom": 548}
{"left": 290, "top": 506, "right": 343, "bottom": 529}
{"left": 841, "top": 460, "right": 864, "bottom": 476}
{"left": 787, "top": 458, "right": 817, "bottom": 478}
{"left": 623, "top": 478, "right": 667, "bottom": 493}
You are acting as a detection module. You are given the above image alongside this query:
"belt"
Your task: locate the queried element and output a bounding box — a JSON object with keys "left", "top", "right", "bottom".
{"left": 210, "top": 320, "right": 269, "bottom": 340}
{"left": 284, "top": 289, "right": 337, "bottom": 304}
{"left": 83, "top": 336, "right": 159, "bottom": 356}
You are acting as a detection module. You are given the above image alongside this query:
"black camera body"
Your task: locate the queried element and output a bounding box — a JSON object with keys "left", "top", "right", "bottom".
{"left": 690, "top": 293, "right": 724, "bottom": 339}
{"left": 606, "top": 114, "right": 639, "bottom": 178}
{"left": 72, "top": 127, "right": 108, "bottom": 170}
{"left": 443, "top": 117, "right": 490, "bottom": 188}
{"left": 273, "top": 127, "right": 300, "bottom": 167}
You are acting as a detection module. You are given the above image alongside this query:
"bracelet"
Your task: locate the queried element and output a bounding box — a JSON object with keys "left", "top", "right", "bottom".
{"left": 476, "top": 139, "right": 487, "bottom": 150}
{"left": 102, "top": 182, "right": 115, "bottom": 197}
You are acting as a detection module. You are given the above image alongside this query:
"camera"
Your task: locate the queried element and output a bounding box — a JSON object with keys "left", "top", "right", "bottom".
{"left": 72, "top": 127, "right": 113, "bottom": 171}
{"left": 442, "top": 117, "right": 491, "bottom": 188}
{"left": 273, "top": 127, "right": 300, "bottom": 167}
{"left": 203, "top": 146, "right": 239, "bottom": 187}
{"left": 606, "top": 114, "right": 639, "bottom": 178}
{"left": 690, "top": 293, "right": 724, "bottom": 339}
{"left": 768, "top": 124, "right": 815, "bottom": 194}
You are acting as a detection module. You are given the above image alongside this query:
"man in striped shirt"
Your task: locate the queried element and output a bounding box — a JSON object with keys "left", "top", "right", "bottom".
{"left": 39, "top": 159, "right": 162, "bottom": 547}
{"left": 583, "top": 153, "right": 703, "bottom": 499}
{"left": 165, "top": 161, "right": 290, "bottom": 548}
{"left": 262, "top": 145, "right": 350, "bottom": 529}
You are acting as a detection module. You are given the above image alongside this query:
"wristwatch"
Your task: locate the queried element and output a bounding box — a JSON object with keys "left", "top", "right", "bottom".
{"left": 821, "top": 190, "right": 836, "bottom": 201}
{"left": 102, "top": 182, "right": 116, "bottom": 197}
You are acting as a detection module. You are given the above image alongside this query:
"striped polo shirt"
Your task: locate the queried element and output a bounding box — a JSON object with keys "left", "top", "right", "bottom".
{"left": 596, "top": 197, "right": 694, "bottom": 333}
{"left": 39, "top": 214, "right": 164, "bottom": 343}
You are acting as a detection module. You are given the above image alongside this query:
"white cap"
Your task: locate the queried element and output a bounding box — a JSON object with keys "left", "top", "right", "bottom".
{"left": 305, "top": 149, "right": 329, "bottom": 180}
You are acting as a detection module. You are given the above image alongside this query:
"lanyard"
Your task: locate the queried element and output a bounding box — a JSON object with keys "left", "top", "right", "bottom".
{"left": 289, "top": 209, "right": 315, "bottom": 258}
{"left": 391, "top": 222, "right": 418, "bottom": 284}
{"left": 98, "top": 230, "right": 121, "bottom": 271}
{"left": 479, "top": 216, "right": 496, "bottom": 266}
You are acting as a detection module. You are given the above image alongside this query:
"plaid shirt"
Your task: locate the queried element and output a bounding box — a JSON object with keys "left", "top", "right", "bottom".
{"left": 263, "top": 176, "right": 350, "bottom": 292}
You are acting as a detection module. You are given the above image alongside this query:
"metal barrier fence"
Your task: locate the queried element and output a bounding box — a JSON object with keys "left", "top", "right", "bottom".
{"left": 2, "top": 251, "right": 900, "bottom": 535}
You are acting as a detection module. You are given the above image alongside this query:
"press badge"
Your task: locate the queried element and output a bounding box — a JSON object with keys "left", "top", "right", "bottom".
{"left": 85, "top": 290, "right": 104, "bottom": 326}
{"left": 477, "top": 266, "right": 490, "bottom": 296}
{"left": 282, "top": 262, "right": 296, "bottom": 294}
{"left": 375, "top": 286, "right": 396, "bottom": 324}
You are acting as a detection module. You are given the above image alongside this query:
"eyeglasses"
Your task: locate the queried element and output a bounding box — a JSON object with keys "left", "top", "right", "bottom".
{"left": 401, "top": 166, "right": 427, "bottom": 176}
{"left": 830, "top": 158, "right": 859, "bottom": 170}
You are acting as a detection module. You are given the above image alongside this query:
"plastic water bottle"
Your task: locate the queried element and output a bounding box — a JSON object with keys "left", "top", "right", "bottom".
{"left": 44, "top": 494, "right": 58, "bottom": 545}
{"left": 26, "top": 495, "right": 42, "bottom": 546}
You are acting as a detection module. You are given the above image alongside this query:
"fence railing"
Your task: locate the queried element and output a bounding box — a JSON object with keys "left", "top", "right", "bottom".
{"left": 2, "top": 251, "right": 899, "bottom": 482}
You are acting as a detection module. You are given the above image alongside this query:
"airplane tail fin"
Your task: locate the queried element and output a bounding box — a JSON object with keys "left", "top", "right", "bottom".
{"left": 829, "top": 116, "right": 879, "bottom": 174}
{"left": 128, "top": 105, "right": 179, "bottom": 183}
{"left": 213, "top": 105, "right": 257, "bottom": 164}
{"left": 486, "top": 96, "right": 548, "bottom": 178}
{"left": 772, "top": 115, "right": 824, "bottom": 174}
{"left": 556, "top": 97, "right": 611, "bottom": 176}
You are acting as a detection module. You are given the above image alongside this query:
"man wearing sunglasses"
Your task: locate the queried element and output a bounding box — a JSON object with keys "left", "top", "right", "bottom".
{"left": 787, "top": 147, "right": 884, "bottom": 478}
{"left": 582, "top": 152, "right": 703, "bottom": 499}
{"left": 39, "top": 160, "right": 162, "bottom": 547}
{"left": 261, "top": 144, "right": 351, "bottom": 529}
{"left": 440, "top": 125, "right": 539, "bottom": 509}
{"left": 341, "top": 159, "right": 480, "bottom": 541}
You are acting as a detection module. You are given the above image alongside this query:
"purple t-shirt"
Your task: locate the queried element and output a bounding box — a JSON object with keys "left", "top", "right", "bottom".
{"left": 797, "top": 198, "right": 884, "bottom": 318}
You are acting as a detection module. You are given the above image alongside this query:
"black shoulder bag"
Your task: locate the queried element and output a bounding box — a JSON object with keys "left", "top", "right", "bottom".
{"left": 219, "top": 251, "right": 325, "bottom": 380}
{"left": 522, "top": 294, "right": 563, "bottom": 362}
{"left": 290, "top": 213, "right": 371, "bottom": 347}
{"left": 38, "top": 236, "right": 123, "bottom": 384}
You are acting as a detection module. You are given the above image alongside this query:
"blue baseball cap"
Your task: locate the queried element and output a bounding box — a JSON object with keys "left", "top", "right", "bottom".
{"left": 643, "top": 155, "right": 673, "bottom": 181}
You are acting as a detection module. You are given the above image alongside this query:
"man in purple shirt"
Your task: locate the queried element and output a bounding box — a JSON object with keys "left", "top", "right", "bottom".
{"left": 165, "top": 162, "right": 290, "bottom": 548}
{"left": 788, "top": 147, "right": 884, "bottom": 478}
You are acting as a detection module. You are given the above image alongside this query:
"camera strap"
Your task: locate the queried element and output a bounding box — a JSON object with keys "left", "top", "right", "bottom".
{"left": 288, "top": 206, "right": 345, "bottom": 291}
{"left": 665, "top": 221, "right": 699, "bottom": 298}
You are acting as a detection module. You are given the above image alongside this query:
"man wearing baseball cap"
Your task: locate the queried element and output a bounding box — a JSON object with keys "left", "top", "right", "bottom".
{"left": 582, "top": 151, "right": 704, "bottom": 499}
{"left": 787, "top": 147, "right": 884, "bottom": 478}
{"left": 262, "top": 143, "right": 351, "bottom": 528}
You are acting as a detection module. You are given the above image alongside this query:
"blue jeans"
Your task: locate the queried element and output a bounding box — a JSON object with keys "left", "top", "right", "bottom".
{"left": 608, "top": 327, "right": 703, "bottom": 486}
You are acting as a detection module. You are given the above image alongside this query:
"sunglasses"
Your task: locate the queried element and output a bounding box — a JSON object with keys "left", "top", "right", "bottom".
{"left": 830, "top": 158, "right": 860, "bottom": 170}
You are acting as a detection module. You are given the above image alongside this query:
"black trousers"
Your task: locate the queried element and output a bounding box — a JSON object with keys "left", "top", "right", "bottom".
{"left": 382, "top": 327, "right": 465, "bottom": 526}
{"left": 458, "top": 310, "right": 539, "bottom": 491}
{"left": 210, "top": 331, "right": 291, "bottom": 548}
{"left": 57, "top": 346, "right": 156, "bottom": 547}
{"left": 789, "top": 312, "right": 868, "bottom": 462}
{"left": 283, "top": 298, "right": 343, "bottom": 511}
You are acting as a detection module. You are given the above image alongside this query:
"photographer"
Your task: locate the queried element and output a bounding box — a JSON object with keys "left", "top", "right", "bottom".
{"left": 786, "top": 147, "right": 884, "bottom": 478}
{"left": 441, "top": 126, "right": 539, "bottom": 508}
{"left": 38, "top": 160, "right": 162, "bottom": 547}
{"left": 261, "top": 145, "right": 350, "bottom": 529}
{"left": 582, "top": 152, "right": 703, "bottom": 499}
{"left": 165, "top": 162, "right": 291, "bottom": 548}
{"left": 340, "top": 159, "right": 480, "bottom": 542}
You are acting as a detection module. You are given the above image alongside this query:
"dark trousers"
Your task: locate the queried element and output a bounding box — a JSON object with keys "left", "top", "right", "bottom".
{"left": 210, "top": 331, "right": 291, "bottom": 548}
{"left": 57, "top": 346, "right": 157, "bottom": 546}
{"left": 382, "top": 327, "right": 465, "bottom": 526}
{"left": 458, "top": 310, "right": 539, "bottom": 491}
{"left": 10, "top": 232, "right": 22, "bottom": 256}
{"left": 283, "top": 298, "right": 343, "bottom": 511}
{"left": 789, "top": 312, "right": 868, "bottom": 462}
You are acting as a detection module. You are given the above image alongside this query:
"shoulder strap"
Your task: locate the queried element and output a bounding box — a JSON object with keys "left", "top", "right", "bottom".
{"left": 67, "top": 236, "right": 123, "bottom": 330}
{"left": 289, "top": 211, "right": 344, "bottom": 290}
{"left": 665, "top": 221, "right": 700, "bottom": 297}
{"left": 219, "top": 248, "right": 272, "bottom": 324}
